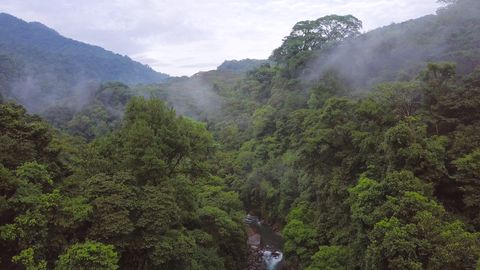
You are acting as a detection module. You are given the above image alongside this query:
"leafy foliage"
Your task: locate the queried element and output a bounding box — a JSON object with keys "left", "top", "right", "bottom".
{"left": 55, "top": 242, "right": 119, "bottom": 270}
{"left": 0, "top": 98, "right": 246, "bottom": 270}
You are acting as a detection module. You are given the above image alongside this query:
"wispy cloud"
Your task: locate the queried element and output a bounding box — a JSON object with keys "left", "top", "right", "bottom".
{"left": 0, "top": 0, "right": 442, "bottom": 76}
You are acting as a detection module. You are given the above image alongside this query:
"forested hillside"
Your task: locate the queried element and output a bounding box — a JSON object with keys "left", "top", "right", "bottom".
{"left": 0, "top": 13, "right": 168, "bottom": 112}
{"left": 304, "top": 0, "right": 480, "bottom": 88}
{"left": 202, "top": 2, "right": 480, "bottom": 269}
{"left": 2, "top": 0, "right": 480, "bottom": 269}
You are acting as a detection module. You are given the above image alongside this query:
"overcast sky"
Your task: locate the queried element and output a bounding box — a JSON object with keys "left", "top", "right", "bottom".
{"left": 0, "top": 0, "right": 442, "bottom": 76}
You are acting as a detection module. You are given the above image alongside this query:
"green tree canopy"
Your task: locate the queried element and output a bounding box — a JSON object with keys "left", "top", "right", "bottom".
{"left": 55, "top": 241, "right": 119, "bottom": 270}
{"left": 271, "top": 15, "right": 362, "bottom": 63}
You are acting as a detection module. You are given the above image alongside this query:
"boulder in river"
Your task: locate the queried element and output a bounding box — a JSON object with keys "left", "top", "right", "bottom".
{"left": 245, "top": 214, "right": 260, "bottom": 225}
{"left": 248, "top": 233, "right": 261, "bottom": 247}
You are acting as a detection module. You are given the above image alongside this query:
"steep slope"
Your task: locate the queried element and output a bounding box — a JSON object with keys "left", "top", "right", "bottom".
{"left": 305, "top": 0, "right": 480, "bottom": 87}
{"left": 0, "top": 13, "right": 168, "bottom": 111}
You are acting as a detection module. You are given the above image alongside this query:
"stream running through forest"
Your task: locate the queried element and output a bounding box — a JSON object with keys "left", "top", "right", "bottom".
{"left": 245, "top": 215, "right": 285, "bottom": 270}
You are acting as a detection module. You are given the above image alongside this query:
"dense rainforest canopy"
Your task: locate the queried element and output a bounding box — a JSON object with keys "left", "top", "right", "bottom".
{"left": 1, "top": 0, "right": 480, "bottom": 269}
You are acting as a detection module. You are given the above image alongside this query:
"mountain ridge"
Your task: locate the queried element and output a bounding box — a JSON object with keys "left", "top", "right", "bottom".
{"left": 0, "top": 12, "right": 169, "bottom": 111}
{"left": 303, "top": 1, "right": 480, "bottom": 88}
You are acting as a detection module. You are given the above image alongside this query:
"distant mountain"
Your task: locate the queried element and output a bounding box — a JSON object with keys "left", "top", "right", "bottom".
{"left": 217, "top": 59, "right": 268, "bottom": 74}
{"left": 0, "top": 13, "right": 169, "bottom": 111}
{"left": 137, "top": 59, "right": 267, "bottom": 120}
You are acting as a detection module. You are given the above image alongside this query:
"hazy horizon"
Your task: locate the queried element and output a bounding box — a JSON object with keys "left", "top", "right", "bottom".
{"left": 0, "top": 0, "right": 442, "bottom": 76}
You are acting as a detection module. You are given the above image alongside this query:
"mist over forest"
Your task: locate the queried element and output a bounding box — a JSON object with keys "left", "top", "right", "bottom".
{"left": 1, "top": 0, "right": 480, "bottom": 269}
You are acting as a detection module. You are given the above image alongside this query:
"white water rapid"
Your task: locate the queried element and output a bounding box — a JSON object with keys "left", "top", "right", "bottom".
{"left": 262, "top": 250, "right": 284, "bottom": 270}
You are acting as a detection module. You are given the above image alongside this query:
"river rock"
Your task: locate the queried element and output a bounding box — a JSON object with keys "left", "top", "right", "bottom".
{"left": 248, "top": 233, "right": 261, "bottom": 247}
{"left": 245, "top": 248, "right": 266, "bottom": 270}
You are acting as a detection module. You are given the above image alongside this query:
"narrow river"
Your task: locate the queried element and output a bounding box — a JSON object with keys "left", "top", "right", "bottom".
{"left": 245, "top": 215, "right": 285, "bottom": 270}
